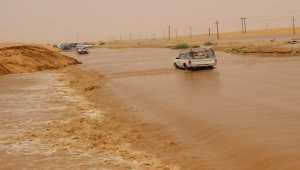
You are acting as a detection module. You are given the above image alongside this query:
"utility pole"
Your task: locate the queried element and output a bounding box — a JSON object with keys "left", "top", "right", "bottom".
{"left": 240, "top": 18, "right": 244, "bottom": 33}
{"left": 215, "top": 20, "right": 219, "bottom": 39}
{"left": 209, "top": 28, "right": 210, "bottom": 36}
{"left": 190, "top": 27, "right": 192, "bottom": 38}
{"left": 168, "top": 25, "right": 171, "bottom": 40}
{"left": 292, "top": 16, "right": 296, "bottom": 35}
{"left": 243, "top": 18, "right": 247, "bottom": 33}
{"left": 176, "top": 28, "right": 177, "bottom": 38}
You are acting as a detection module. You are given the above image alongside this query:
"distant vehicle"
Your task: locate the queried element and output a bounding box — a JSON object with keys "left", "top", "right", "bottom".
{"left": 54, "top": 43, "right": 62, "bottom": 48}
{"left": 174, "top": 48, "right": 217, "bottom": 70}
{"left": 60, "top": 43, "right": 71, "bottom": 50}
{"left": 77, "top": 47, "right": 88, "bottom": 54}
{"left": 69, "top": 43, "right": 77, "bottom": 48}
{"left": 77, "top": 43, "right": 94, "bottom": 48}
{"left": 54, "top": 43, "right": 70, "bottom": 50}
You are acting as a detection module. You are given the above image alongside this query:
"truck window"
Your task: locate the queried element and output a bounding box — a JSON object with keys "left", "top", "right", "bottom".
{"left": 207, "top": 49, "right": 215, "bottom": 58}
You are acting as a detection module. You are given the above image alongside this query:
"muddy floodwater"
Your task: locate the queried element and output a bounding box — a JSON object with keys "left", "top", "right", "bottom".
{"left": 1, "top": 48, "right": 300, "bottom": 170}
{"left": 68, "top": 48, "right": 300, "bottom": 170}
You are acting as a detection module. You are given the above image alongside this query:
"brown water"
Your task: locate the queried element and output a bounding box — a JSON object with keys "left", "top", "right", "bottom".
{"left": 1, "top": 48, "right": 300, "bottom": 169}
{"left": 0, "top": 72, "right": 107, "bottom": 169}
{"left": 1, "top": 70, "right": 182, "bottom": 170}
{"left": 66, "top": 48, "right": 300, "bottom": 169}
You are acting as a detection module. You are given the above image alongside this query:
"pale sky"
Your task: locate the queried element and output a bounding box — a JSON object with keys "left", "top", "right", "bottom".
{"left": 1, "top": 0, "right": 300, "bottom": 43}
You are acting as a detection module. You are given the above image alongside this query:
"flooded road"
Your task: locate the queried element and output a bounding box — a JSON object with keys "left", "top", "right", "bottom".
{"left": 67, "top": 48, "right": 300, "bottom": 169}
{"left": 0, "top": 68, "right": 179, "bottom": 170}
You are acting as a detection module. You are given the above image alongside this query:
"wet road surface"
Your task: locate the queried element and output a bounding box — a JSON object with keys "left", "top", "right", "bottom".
{"left": 66, "top": 48, "right": 300, "bottom": 169}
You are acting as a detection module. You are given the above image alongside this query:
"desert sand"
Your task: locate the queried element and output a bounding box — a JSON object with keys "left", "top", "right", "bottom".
{"left": 0, "top": 43, "right": 80, "bottom": 76}
{"left": 98, "top": 27, "right": 300, "bottom": 56}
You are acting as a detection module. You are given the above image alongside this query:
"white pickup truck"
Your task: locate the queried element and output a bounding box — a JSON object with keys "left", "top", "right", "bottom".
{"left": 76, "top": 43, "right": 94, "bottom": 48}
{"left": 174, "top": 48, "right": 217, "bottom": 70}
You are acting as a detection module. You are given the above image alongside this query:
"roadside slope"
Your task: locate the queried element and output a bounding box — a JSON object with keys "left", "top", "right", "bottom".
{"left": 0, "top": 45, "right": 80, "bottom": 76}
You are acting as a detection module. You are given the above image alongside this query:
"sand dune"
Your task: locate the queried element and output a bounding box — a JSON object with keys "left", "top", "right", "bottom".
{"left": 0, "top": 44, "right": 80, "bottom": 76}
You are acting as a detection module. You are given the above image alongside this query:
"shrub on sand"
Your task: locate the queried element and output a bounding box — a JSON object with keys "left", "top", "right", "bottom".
{"left": 203, "top": 41, "right": 213, "bottom": 46}
{"left": 172, "top": 43, "right": 189, "bottom": 49}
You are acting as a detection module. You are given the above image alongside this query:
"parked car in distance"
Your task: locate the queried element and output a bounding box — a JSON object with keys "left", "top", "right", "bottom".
{"left": 69, "top": 43, "right": 77, "bottom": 48}
{"left": 174, "top": 48, "right": 217, "bottom": 70}
{"left": 59, "top": 43, "right": 71, "bottom": 50}
{"left": 77, "top": 47, "right": 88, "bottom": 54}
{"left": 77, "top": 43, "right": 94, "bottom": 48}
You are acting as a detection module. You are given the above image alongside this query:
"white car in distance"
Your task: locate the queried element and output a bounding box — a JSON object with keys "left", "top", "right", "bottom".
{"left": 76, "top": 43, "right": 94, "bottom": 48}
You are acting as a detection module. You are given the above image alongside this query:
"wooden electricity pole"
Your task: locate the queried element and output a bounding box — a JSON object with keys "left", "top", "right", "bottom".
{"left": 176, "top": 28, "right": 177, "bottom": 38}
{"left": 190, "top": 27, "right": 192, "bottom": 38}
{"left": 240, "top": 18, "right": 244, "bottom": 33}
{"left": 168, "top": 25, "right": 171, "bottom": 40}
{"left": 209, "top": 28, "right": 211, "bottom": 36}
{"left": 215, "top": 20, "right": 219, "bottom": 39}
{"left": 243, "top": 18, "right": 247, "bottom": 33}
{"left": 292, "top": 16, "right": 296, "bottom": 34}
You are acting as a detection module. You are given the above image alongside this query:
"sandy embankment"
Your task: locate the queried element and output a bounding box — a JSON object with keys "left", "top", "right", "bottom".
{"left": 214, "top": 40, "right": 300, "bottom": 56}
{"left": 98, "top": 27, "right": 300, "bottom": 56}
{"left": 0, "top": 43, "right": 80, "bottom": 76}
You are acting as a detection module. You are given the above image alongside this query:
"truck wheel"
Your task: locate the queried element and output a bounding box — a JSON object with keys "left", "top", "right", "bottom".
{"left": 184, "top": 64, "right": 188, "bottom": 71}
{"left": 174, "top": 63, "right": 179, "bottom": 69}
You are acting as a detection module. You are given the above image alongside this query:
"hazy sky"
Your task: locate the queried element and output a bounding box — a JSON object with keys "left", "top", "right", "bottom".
{"left": 1, "top": 0, "right": 300, "bottom": 43}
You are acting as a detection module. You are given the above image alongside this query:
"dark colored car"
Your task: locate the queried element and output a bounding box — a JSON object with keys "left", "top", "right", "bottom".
{"left": 77, "top": 47, "right": 88, "bottom": 54}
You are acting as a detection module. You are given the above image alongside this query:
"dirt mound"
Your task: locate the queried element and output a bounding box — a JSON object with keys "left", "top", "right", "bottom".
{"left": 0, "top": 45, "right": 80, "bottom": 76}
